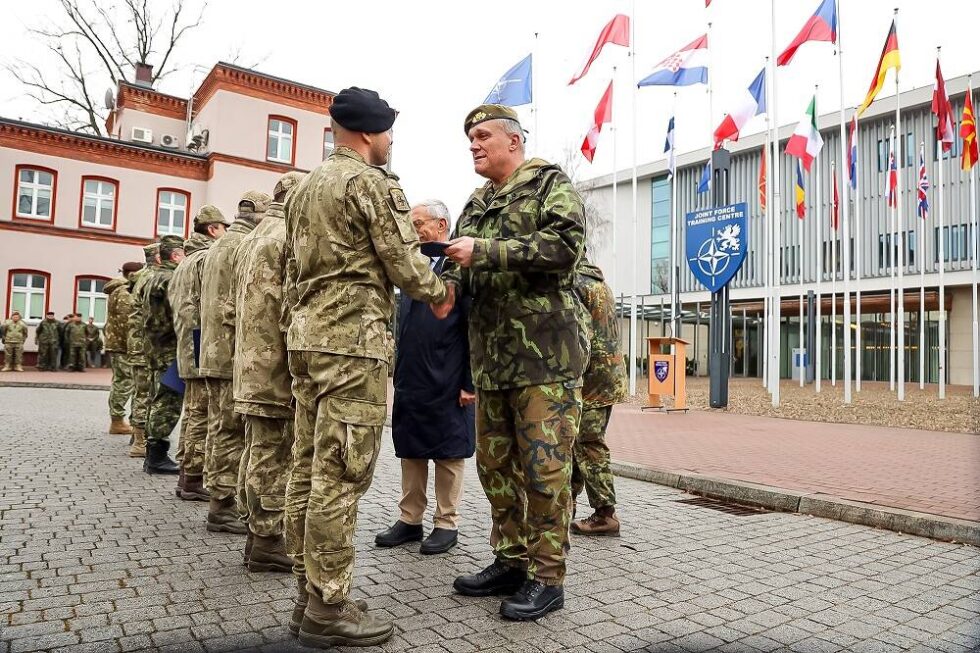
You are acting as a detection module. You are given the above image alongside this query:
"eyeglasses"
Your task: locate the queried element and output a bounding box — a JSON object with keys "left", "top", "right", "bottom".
{"left": 411, "top": 217, "right": 440, "bottom": 229}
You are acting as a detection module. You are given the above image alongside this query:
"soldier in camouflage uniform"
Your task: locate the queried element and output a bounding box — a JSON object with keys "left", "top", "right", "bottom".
{"left": 103, "top": 262, "right": 143, "bottom": 435}
{"left": 283, "top": 87, "right": 450, "bottom": 648}
{"left": 443, "top": 104, "right": 589, "bottom": 622}
{"left": 128, "top": 243, "right": 161, "bottom": 458}
{"left": 570, "top": 258, "right": 628, "bottom": 536}
{"left": 234, "top": 172, "right": 305, "bottom": 574}
{"left": 169, "top": 205, "right": 231, "bottom": 501}
{"left": 1, "top": 312, "right": 28, "bottom": 371}
{"left": 34, "top": 312, "right": 62, "bottom": 371}
{"left": 139, "top": 235, "right": 186, "bottom": 474}
{"left": 65, "top": 314, "right": 88, "bottom": 371}
{"left": 200, "top": 191, "right": 271, "bottom": 534}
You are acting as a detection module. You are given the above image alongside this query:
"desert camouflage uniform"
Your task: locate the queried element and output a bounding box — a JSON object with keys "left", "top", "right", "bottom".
{"left": 141, "top": 260, "right": 181, "bottom": 446}
{"left": 169, "top": 231, "right": 215, "bottom": 476}
{"left": 234, "top": 201, "right": 294, "bottom": 537}
{"left": 200, "top": 204, "right": 264, "bottom": 500}
{"left": 572, "top": 260, "right": 628, "bottom": 510}
{"left": 442, "top": 157, "right": 589, "bottom": 586}
{"left": 103, "top": 277, "right": 135, "bottom": 419}
{"left": 284, "top": 146, "right": 448, "bottom": 603}
{"left": 128, "top": 264, "right": 156, "bottom": 430}
{"left": 35, "top": 317, "right": 62, "bottom": 371}
{"left": 1, "top": 319, "right": 28, "bottom": 369}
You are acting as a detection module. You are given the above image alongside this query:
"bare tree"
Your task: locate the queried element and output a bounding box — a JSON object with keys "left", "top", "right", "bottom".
{"left": 651, "top": 259, "right": 669, "bottom": 294}
{"left": 558, "top": 145, "right": 611, "bottom": 254}
{"left": 6, "top": 0, "right": 206, "bottom": 135}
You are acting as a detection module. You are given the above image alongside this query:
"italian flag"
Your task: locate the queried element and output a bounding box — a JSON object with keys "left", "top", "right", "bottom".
{"left": 785, "top": 96, "right": 823, "bottom": 172}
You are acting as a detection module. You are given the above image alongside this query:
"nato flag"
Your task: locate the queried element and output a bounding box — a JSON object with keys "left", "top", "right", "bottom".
{"left": 484, "top": 54, "right": 533, "bottom": 106}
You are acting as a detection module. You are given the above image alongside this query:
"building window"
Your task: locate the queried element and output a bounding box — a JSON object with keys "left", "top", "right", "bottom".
{"left": 76, "top": 278, "right": 108, "bottom": 325}
{"left": 80, "top": 177, "right": 117, "bottom": 229}
{"left": 15, "top": 166, "right": 56, "bottom": 220}
{"left": 267, "top": 117, "right": 296, "bottom": 164}
{"left": 8, "top": 271, "right": 48, "bottom": 322}
{"left": 157, "top": 189, "right": 189, "bottom": 237}
{"left": 323, "top": 128, "right": 334, "bottom": 161}
{"left": 649, "top": 177, "right": 670, "bottom": 293}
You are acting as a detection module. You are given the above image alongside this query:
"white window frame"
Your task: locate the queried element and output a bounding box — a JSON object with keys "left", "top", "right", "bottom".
{"left": 16, "top": 168, "right": 54, "bottom": 219}
{"left": 81, "top": 179, "right": 116, "bottom": 229}
{"left": 76, "top": 278, "right": 108, "bottom": 326}
{"left": 157, "top": 190, "right": 188, "bottom": 236}
{"left": 10, "top": 273, "right": 47, "bottom": 323}
{"left": 267, "top": 118, "right": 294, "bottom": 164}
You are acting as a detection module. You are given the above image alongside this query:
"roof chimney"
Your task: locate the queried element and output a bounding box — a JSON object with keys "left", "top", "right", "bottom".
{"left": 134, "top": 62, "right": 154, "bottom": 88}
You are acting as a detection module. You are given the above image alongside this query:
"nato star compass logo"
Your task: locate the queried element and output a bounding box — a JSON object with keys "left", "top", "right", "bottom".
{"left": 685, "top": 203, "right": 748, "bottom": 293}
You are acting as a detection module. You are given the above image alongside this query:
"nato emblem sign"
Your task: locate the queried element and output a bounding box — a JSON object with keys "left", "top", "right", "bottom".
{"left": 685, "top": 202, "right": 748, "bottom": 293}
{"left": 654, "top": 360, "right": 669, "bottom": 383}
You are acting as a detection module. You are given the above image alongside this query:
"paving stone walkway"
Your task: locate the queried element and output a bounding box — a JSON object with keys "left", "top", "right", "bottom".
{"left": 1, "top": 386, "right": 979, "bottom": 653}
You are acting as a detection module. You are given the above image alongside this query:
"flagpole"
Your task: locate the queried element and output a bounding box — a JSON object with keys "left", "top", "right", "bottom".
{"left": 971, "top": 80, "right": 979, "bottom": 398}
{"left": 763, "top": 58, "right": 771, "bottom": 390}
{"left": 670, "top": 91, "right": 679, "bottom": 337}
{"left": 936, "top": 46, "right": 946, "bottom": 399}
{"left": 895, "top": 26, "right": 906, "bottom": 403}
{"left": 855, "top": 110, "right": 863, "bottom": 393}
{"left": 769, "top": 0, "right": 782, "bottom": 406}
{"left": 611, "top": 65, "right": 619, "bottom": 296}
{"left": 815, "top": 87, "right": 822, "bottom": 393}
{"left": 889, "top": 125, "right": 896, "bottom": 394}
{"left": 919, "top": 141, "right": 926, "bottom": 390}
{"left": 836, "top": 0, "right": 852, "bottom": 403}
{"left": 628, "top": 0, "right": 639, "bottom": 398}
{"left": 831, "top": 160, "right": 838, "bottom": 388}
{"left": 800, "top": 163, "right": 805, "bottom": 389}
{"left": 533, "top": 33, "right": 540, "bottom": 155}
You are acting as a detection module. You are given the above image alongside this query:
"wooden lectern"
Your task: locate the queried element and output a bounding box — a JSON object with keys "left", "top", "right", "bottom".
{"left": 645, "top": 336, "right": 690, "bottom": 412}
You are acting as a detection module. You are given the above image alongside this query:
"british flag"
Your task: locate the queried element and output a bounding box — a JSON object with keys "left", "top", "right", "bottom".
{"left": 916, "top": 144, "right": 929, "bottom": 219}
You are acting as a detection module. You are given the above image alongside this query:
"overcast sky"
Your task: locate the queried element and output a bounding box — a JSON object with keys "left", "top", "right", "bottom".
{"left": 2, "top": 0, "right": 978, "bottom": 217}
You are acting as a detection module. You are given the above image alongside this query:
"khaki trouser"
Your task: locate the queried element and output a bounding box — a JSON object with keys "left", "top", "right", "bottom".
{"left": 240, "top": 415, "right": 293, "bottom": 537}
{"left": 205, "top": 377, "right": 245, "bottom": 500}
{"left": 399, "top": 458, "right": 465, "bottom": 530}
{"left": 107, "top": 353, "right": 134, "bottom": 419}
{"left": 285, "top": 351, "right": 386, "bottom": 605}
{"left": 2, "top": 344, "right": 23, "bottom": 369}
{"left": 130, "top": 364, "right": 151, "bottom": 429}
{"left": 37, "top": 342, "right": 58, "bottom": 370}
{"left": 177, "top": 378, "right": 209, "bottom": 476}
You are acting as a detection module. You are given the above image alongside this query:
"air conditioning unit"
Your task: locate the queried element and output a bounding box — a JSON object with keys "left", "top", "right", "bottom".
{"left": 131, "top": 127, "right": 153, "bottom": 144}
{"left": 160, "top": 134, "right": 179, "bottom": 148}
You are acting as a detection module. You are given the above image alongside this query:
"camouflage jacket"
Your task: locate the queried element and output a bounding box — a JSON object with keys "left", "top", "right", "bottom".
{"left": 168, "top": 232, "right": 214, "bottom": 379}
{"left": 283, "top": 146, "right": 447, "bottom": 362}
{"left": 233, "top": 203, "right": 292, "bottom": 418}
{"left": 442, "top": 158, "right": 589, "bottom": 391}
{"left": 84, "top": 324, "right": 101, "bottom": 347}
{"left": 2, "top": 320, "right": 27, "bottom": 345}
{"left": 576, "top": 260, "right": 628, "bottom": 408}
{"left": 35, "top": 318, "right": 62, "bottom": 345}
{"left": 199, "top": 217, "right": 256, "bottom": 379}
{"left": 140, "top": 261, "right": 178, "bottom": 371}
{"left": 127, "top": 267, "right": 154, "bottom": 366}
{"left": 65, "top": 322, "right": 87, "bottom": 347}
{"left": 102, "top": 277, "right": 132, "bottom": 352}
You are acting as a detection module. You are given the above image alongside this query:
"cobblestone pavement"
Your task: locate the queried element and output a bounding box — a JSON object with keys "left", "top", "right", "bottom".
{"left": 1, "top": 387, "right": 978, "bottom": 653}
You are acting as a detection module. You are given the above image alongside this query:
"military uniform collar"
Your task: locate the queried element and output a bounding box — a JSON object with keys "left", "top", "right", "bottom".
{"left": 485, "top": 158, "right": 552, "bottom": 200}
{"left": 335, "top": 146, "right": 366, "bottom": 164}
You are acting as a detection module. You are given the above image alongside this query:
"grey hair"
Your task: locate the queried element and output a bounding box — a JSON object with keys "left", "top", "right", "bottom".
{"left": 499, "top": 118, "right": 527, "bottom": 150}
{"left": 411, "top": 199, "right": 451, "bottom": 223}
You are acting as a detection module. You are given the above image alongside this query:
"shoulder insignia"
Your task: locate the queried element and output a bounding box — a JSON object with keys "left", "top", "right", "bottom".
{"left": 388, "top": 187, "right": 410, "bottom": 212}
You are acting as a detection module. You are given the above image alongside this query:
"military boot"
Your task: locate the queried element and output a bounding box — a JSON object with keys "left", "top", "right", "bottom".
{"left": 247, "top": 533, "right": 293, "bottom": 573}
{"left": 570, "top": 506, "right": 620, "bottom": 536}
{"left": 128, "top": 427, "right": 146, "bottom": 458}
{"left": 13, "top": 365, "right": 24, "bottom": 372}
{"left": 143, "top": 441, "right": 179, "bottom": 475}
{"left": 180, "top": 474, "right": 209, "bottom": 502}
{"left": 289, "top": 578, "right": 368, "bottom": 636}
{"left": 243, "top": 531, "right": 253, "bottom": 566}
{"left": 109, "top": 417, "right": 133, "bottom": 435}
{"left": 206, "top": 496, "right": 248, "bottom": 534}
{"left": 175, "top": 469, "right": 185, "bottom": 498}
{"left": 298, "top": 589, "right": 392, "bottom": 648}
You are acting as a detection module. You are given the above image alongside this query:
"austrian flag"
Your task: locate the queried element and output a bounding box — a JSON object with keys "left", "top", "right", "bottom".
{"left": 581, "top": 81, "right": 613, "bottom": 163}
{"left": 786, "top": 96, "right": 824, "bottom": 171}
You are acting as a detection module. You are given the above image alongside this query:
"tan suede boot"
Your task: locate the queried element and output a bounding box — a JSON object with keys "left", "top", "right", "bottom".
{"left": 570, "top": 506, "right": 620, "bottom": 536}
{"left": 247, "top": 534, "right": 293, "bottom": 573}
{"left": 109, "top": 417, "right": 133, "bottom": 435}
{"left": 289, "top": 579, "right": 367, "bottom": 636}
{"left": 128, "top": 427, "right": 146, "bottom": 458}
{"left": 206, "top": 496, "right": 247, "bottom": 534}
{"left": 298, "top": 589, "right": 392, "bottom": 648}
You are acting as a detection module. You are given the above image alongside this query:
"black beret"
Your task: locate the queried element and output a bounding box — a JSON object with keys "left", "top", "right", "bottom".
{"left": 329, "top": 87, "right": 396, "bottom": 134}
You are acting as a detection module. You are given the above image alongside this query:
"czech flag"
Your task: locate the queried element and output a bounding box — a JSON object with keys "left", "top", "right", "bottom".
{"left": 713, "top": 68, "right": 766, "bottom": 148}
{"left": 777, "top": 0, "right": 838, "bottom": 66}
{"left": 848, "top": 115, "right": 858, "bottom": 189}
{"left": 638, "top": 35, "right": 709, "bottom": 88}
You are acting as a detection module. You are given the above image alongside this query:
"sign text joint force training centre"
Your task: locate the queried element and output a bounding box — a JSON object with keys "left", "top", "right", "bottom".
{"left": 685, "top": 202, "right": 749, "bottom": 294}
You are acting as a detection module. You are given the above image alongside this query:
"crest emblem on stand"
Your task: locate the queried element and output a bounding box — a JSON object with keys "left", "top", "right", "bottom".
{"left": 654, "top": 360, "right": 670, "bottom": 383}
{"left": 685, "top": 203, "right": 749, "bottom": 293}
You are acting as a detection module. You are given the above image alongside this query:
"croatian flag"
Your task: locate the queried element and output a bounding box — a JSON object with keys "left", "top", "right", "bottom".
{"left": 638, "top": 35, "right": 709, "bottom": 87}
{"left": 848, "top": 115, "right": 858, "bottom": 189}
{"left": 916, "top": 145, "right": 929, "bottom": 219}
{"left": 713, "top": 68, "right": 766, "bottom": 147}
{"left": 777, "top": 0, "right": 838, "bottom": 66}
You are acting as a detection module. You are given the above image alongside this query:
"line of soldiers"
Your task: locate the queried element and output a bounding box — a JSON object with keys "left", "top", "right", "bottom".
{"left": 99, "top": 88, "right": 627, "bottom": 649}
{"left": 0, "top": 311, "right": 103, "bottom": 372}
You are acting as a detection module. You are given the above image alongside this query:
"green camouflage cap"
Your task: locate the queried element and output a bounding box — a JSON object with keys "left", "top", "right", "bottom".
{"left": 464, "top": 104, "right": 520, "bottom": 135}
{"left": 142, "top": 243, "right": 160, "bottom": 263}
{"left": 274, "top": 172, "right": 306, "bottom": 199}
{"left": 238, "top": 190, "right": 272, "bottom": 214}
{"left": 159, "top": 234, "right": 184, "bottom": 249}
{"left": 194, "top": 204, "right": 231, "bottom": 227}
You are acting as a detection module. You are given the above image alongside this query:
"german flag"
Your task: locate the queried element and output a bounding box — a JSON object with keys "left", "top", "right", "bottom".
{"left": 962, "top": 84, "right": 978, "bottom": 172}
{"left": 857, "top": 20, "right": 900, "bottom": 116}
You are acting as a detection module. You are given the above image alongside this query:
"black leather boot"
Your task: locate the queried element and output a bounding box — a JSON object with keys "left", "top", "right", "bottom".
{"left": 143, "top": 441, "right": 179, "bottom": 475}
{"left": 499, "top": 580, "right": 564, "bottom": 621}
{"left": 453, "top": 560, "right": 525, "bottom": 597}
{"left": 420, "top": 528, "right": 458, "bottom": 555}
{"left": 374, "top": 521, "right": 423, "bottom": 548}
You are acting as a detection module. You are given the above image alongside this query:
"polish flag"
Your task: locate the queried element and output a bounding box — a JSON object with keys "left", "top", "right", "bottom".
{"left": 581, "top": 81, "right": 613, "bottom": 162}
{"left": 569, "top": 14, "right": 630, "bottom": 86}
{"left": 713, "top": 68, "right": 766, "bottom": 148}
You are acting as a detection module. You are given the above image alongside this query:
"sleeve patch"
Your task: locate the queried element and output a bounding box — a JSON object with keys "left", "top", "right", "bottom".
{"left": 388, "top": 187, "right": 410, "bottom": 212}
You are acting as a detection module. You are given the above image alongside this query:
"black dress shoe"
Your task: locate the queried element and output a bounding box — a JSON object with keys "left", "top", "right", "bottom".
{"left": 420, "top": 528, "right": 457, "bottom": 555}
{"left": 499, "top": 580, "right": 564, "bottom": 621}
{"left": 453, "top": 560, "right": 525, "bottom": 597}
{"left": 374, "top": 521, "right": 423, "bottom": 548}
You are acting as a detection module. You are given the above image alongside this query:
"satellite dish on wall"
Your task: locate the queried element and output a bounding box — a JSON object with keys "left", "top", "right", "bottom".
{"left": 104, "top": 88, "right": 116, "bottom": 110}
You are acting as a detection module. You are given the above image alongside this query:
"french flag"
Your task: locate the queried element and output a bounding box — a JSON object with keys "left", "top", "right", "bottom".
{"left": 777, "top": 0, "right": 837, "bottom": 66}
{"left": 638, "top": 35, "right": 709, "bottom": 87}
{"left": 713, "top": 68, "right": 766, "bottom": 148}
{"left": 847, "top": 115, "right": 858, "bottom": 189}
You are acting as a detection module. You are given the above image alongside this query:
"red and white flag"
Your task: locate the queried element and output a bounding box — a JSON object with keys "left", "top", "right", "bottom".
{"left": 714, "top": 68, "right": 766, "bottom": 147}
{"left": 932, "top": 60, "right": 954, "bottom": 152}
{"left": 786, "top": 96, "right": 824, "bottom": 172}
{"left": 569, "top": 14, "right": 630, "bottom": 86}
{"left": 832, "top": 162, "right": 840, "bottom": 230}
{"left": 581, "top": 81, "right": 613, "bottom": 162}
